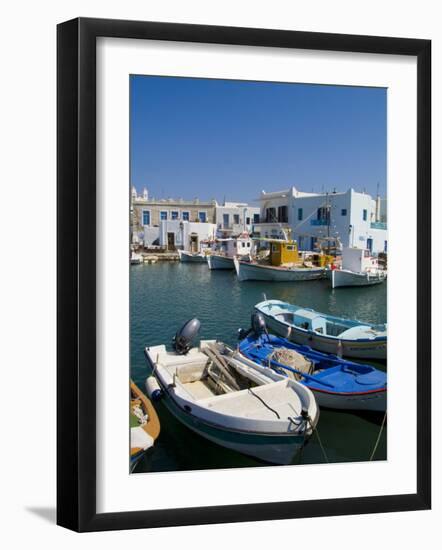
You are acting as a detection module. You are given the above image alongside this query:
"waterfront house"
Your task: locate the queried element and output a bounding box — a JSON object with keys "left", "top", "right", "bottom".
{"left": 159, "top": 220, "right": 217, "bottom": 251}
{"left": 215, "top": 202, "right": 260, "bottom": 236}
{"left": 131, "top": 187, "right": 217, "bottom": 247}
{"left": 253, "top": 187, "right": 387, "bottom": 254}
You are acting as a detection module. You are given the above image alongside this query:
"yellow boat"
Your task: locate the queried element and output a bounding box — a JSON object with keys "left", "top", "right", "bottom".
{"left": 234, "top": 238, "right": 327, "bottom": 282}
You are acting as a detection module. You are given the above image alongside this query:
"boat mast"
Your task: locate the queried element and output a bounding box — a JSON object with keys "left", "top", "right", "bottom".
{"left": 326, "top": 191, "right": 330, "bottom": 255}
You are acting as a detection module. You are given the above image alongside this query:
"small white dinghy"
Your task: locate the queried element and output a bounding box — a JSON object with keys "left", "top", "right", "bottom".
{"left": 207, "top": 234, "right": 252, "bottom": 270}
{"left": 145, "top": 320, "right": 319, "bottom": 465}
{"left": 331, "top": 248, "right": 386, "bottom": 288}
{"left": 178, "top": 249, "right": 208, "bottom": 263}
{"left": 130, "top": 251, "right": 143, "bottom": 265}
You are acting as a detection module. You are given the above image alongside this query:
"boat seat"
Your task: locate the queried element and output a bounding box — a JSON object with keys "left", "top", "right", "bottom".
{"left": 201, "top": 382, "right": 302, "bottom": 419}
{"left": 176, "top": 364, "right": 207, "bottom": 384}
{"left": 275, "top": 312, "right": 295, "bottom": 323}
{"left": 182, "top": 380, "right": 215, "bottom": 400}
{"left": 131, "top": 426, "right": 154, "bottom": 451}
{"left": 338, "top": 325, "right": 372, "bottom": 340}
{"left": 354, "top": 372, "right": 386, "bottom": 386}
{"left": 158, "top": 350, "right": 208, "bottom": 368}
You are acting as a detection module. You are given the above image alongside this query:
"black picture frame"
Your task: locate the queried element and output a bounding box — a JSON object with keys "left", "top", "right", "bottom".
{"left": 57, "top": 17, "right": 431, "bottom": 532}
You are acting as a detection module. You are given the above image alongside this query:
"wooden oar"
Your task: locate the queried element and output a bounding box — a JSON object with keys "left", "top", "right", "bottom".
{"left": 205, "top": 345, "right": 241, "bottom": 391}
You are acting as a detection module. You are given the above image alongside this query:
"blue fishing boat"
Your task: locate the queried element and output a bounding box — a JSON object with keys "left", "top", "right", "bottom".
{"left": 255, "top": 299, "right": 387, "bottom": 360}
{"left": 238, "top": 314, "right": 386, "bottom": 412}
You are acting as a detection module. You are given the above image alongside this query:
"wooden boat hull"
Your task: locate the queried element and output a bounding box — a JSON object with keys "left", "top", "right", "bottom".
{"left": 234, "top": 257, "right": 324, "bottom": 282}
{"left": 255, "top": 301, "right": 387, "bottom": 360}
{"left": 130, "top": 380, "right": 161, "bottom": 472}
{"left": 332, "top": 269, "right": 386, "bottom": 288}
{"left": 178, "top": 250, "right": 207, "bottom": 263}
{"left": 207, "top": 254, "right": 235, "bottom": 270}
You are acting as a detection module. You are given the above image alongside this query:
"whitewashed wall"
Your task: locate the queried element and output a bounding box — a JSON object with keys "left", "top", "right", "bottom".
{"left": 159, "top": 220, "right": 216, "bottom": 249}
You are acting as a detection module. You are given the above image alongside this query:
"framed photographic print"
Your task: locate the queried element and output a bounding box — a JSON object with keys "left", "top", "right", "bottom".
{"left": 57, "top": 17, "right": 431, "bottom": 532}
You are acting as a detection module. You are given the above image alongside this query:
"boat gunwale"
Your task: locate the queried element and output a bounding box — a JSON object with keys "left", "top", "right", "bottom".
{"left": 310, "top": 386, "right": 386, "bottom": 396}
{"left": 255, "top": 299, "right": 386, "bottom": 329}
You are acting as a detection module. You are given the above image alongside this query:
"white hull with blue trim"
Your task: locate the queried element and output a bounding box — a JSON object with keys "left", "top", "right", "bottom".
{"left": 255, "top": 300, "right": 387, "bottom": 360}
{"left": 178, "top": 249, "right": 208, "bottom": 263}
{"left": 331, "top": 268, "right": 386, "bottom": 288}
{"left": 234, "top": 257, "right": 325, "bottom": 282}
{"left": 207, "top": 254, "right": 235, "bottom": 270}
{"left": 145, "top": 340, "right": 319, "bottom": 464}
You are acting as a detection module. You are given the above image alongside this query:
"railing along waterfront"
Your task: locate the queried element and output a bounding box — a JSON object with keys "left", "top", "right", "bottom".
{"left": 370, "top": 222, "right": 387, "bottom": 230}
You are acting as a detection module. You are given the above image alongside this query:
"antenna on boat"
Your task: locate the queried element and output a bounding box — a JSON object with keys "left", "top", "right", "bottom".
{"left": 262, "top": 293, "right": 267, "bottom": 302}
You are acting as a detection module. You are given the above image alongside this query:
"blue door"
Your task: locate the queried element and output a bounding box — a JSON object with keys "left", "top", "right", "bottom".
{"left": 367, "top": 238, "right": 373, "bottom": 252}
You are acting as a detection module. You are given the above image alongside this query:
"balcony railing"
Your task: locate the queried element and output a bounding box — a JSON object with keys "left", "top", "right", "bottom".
{"left": 310, "top": 219, "right": 329, "bottom": 226}
{"left": 370, "top": 221, "right": 387, "bottom": 230}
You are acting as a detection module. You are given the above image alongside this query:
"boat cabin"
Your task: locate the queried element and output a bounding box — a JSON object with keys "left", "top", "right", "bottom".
{"left": 291, "top": 309, "right": 327, "bottom": 334}
{"left": 213, "top": 235, "right": 252, "bottom": 257}
{"left": 236, "top": 235, "right": 253, "bottom": 257}
{"left": 269, "top": 240, "right": 299, "bottom": 266}
{"left": 342, "top": 247, "right": 379, "bottom": 273}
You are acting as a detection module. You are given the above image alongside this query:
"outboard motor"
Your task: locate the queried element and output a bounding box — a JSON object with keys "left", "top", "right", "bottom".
{"left": 173, "top": 318, "right": 201, "bottom": 355}
{"left": 238, "top": 312, "right": 268, "bottom": 341}
{"left": 251, "top": 312, "right": 267, "bottom": 336}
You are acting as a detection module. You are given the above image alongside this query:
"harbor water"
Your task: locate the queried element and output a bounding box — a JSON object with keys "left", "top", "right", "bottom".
{"left": 130, "top": 262, "right": 387, "bottom": 473}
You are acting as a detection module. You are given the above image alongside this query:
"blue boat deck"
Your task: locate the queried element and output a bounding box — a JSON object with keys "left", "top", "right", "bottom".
{"left": 239, "top": 334, "right": 386, "bottom": 395}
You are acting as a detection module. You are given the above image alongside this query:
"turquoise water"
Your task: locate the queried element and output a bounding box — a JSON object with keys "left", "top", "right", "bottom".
{"left": 130, "top": 262, "right": 387, "bottom": 473}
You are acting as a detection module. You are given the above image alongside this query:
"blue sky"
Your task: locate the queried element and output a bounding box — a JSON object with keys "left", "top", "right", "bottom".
{"left": 130, "top": 76, "right": 386, "bottom": 203}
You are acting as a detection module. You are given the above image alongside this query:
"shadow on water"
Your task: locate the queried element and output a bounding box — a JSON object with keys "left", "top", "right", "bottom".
{"left": 130, "top": 262, "right": 387, "bottom": 473}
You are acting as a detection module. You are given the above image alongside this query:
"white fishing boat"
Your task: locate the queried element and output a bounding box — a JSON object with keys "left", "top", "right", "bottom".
{"left": 207, "top": 254, "right": 235, "bottom": 269}
{"left": 144, "top": 320, "right": 318, "bottom": 465}
{"left": 234, "top": 238, "right": 325, "bottom": 282}
{"left": 255, "top": 299, "right": 387, "bottom": 360}
{"left": 331, "top": 248, "right": 387, "bottom": 288}
{"left": 130, "top": 251, "right": 143, "bottom": 265}
{"left": 207, "top": 234, "right": 252, "bottom": 270}
{"left": 235, "top": 257, "right": 325, "bottom": 282}
{"left": 178, "top": 249, "right": 208, "bottom": 263}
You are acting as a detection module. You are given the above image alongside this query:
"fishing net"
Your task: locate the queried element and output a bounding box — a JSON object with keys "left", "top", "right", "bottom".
{"left": 269, "top": 347, "right": 313, "bottom": 381}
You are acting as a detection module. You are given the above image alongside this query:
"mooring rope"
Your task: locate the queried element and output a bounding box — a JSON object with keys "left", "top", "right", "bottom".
{"left": 247, "top": 387, "right": 280, "bottom": 419}
{"left": 304, "top": 414, "right": 329, "bottom": 463}
{"left": 369, "top": 411, "right": 387, "bottom": 461}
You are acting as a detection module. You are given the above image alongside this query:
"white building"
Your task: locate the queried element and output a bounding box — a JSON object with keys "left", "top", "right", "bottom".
{"left": 254, "top": 186, "right": 387, "bottom": 254}
{"left": 159, "top": 220, "right": 217, "bottom": 251}
{"left": 215, "top": 202, "right": 260, "bottom": 236}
